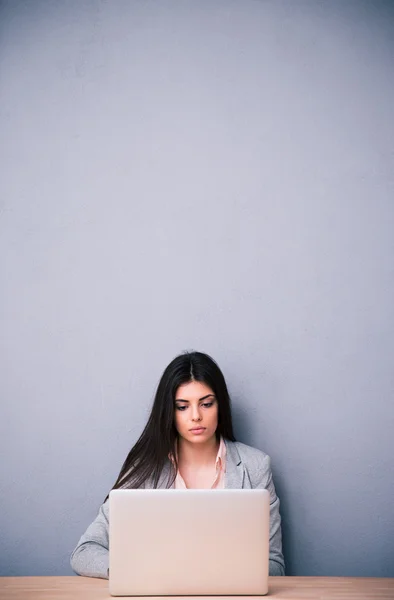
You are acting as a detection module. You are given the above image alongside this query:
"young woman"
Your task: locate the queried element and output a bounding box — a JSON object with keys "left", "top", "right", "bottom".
{"left": 70, "top": 351, "right": 285, "bottom": 577}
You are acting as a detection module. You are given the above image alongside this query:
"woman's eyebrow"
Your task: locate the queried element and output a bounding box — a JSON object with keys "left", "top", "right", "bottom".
{"left": 175, "top": 394, "right": 216, "bottom": 403}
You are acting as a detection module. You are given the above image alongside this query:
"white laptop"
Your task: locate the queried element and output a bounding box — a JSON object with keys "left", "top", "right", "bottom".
{"left": 109, "top": 488, "right": 270, "bottom": 596}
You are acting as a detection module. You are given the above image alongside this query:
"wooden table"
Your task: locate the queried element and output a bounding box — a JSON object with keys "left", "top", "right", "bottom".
{"left": 0, "top": 577, "right": 393, "bottom": 599}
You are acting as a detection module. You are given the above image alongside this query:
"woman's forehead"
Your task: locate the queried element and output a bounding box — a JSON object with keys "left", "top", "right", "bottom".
{"left": 175, "top": 380, "right": 214, "bottom": 401}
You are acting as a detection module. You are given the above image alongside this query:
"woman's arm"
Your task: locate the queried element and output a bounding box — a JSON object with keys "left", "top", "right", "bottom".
{"left": 254, "top": 454, "right": 285, "bottom": 576}
{"left": 70, "top": 501, "right": 110, "bottom": 579}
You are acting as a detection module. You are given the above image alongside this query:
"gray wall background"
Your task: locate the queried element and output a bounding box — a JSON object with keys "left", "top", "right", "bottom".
{"left": 1, "top": 0, "right": 393, "bottom": 578}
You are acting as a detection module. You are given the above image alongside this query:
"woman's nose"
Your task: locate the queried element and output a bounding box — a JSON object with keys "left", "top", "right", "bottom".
{"left": 191, "top": 406, "right": 202, "bottom": 421}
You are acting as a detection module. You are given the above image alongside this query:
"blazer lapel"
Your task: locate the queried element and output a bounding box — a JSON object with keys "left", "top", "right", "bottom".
{"left": 224, "top": 440, "right": 245, "bottom": 489}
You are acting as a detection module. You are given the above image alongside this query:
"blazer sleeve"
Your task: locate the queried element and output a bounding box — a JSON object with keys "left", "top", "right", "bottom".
{"left": 70, "top": 501, "right": 110, "bottom": 579}
{"left": 254, "top": 455, "right": 285, "bottom": 576}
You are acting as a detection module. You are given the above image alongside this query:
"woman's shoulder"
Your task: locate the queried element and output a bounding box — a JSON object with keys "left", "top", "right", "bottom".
{"left": 228, "top": 440, "right": 273, "bottom": 488}
{"left": 226, "top": 440, "right": 271, "bottom": 477}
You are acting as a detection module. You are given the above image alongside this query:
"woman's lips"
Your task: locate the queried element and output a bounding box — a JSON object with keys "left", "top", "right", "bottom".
{"left": 189, "top": 427, "right": 206, "bottom": 435}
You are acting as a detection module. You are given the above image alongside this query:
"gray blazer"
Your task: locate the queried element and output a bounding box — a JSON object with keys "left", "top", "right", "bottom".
{"left": 70, "top": 440, "right": 285, "bottom": 577}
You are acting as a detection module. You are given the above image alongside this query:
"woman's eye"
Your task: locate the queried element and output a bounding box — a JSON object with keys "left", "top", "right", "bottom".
{"left": 202, "top": 402, "right": 213, "bottom": 408}
{"left": 176, "top": 406, "right": 187, "bottom": 411}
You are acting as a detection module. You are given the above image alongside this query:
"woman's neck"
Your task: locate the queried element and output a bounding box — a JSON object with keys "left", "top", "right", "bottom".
{"left": 177, "top": 435, "right": 219, "bottom": 468}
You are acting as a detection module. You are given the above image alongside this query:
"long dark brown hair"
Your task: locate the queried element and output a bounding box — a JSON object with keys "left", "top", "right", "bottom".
{"left": 104, "top": 351, "right": 236, "bottom": 501}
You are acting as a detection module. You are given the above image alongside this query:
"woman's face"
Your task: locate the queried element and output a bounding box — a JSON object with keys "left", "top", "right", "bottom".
{"left": 174, "top": 380, "right": 218, "bottom": 444}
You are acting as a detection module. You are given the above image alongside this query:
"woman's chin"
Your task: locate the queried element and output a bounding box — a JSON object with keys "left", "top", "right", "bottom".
{"left": 186, "top": 431, "right": 215, "bottom": 444}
